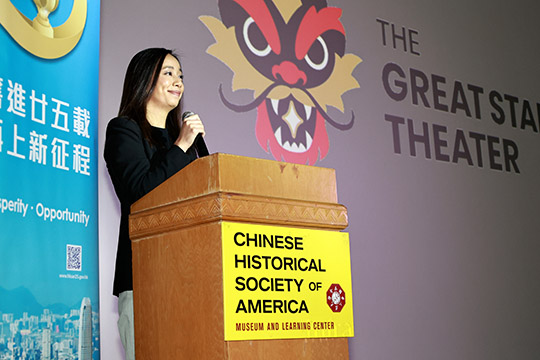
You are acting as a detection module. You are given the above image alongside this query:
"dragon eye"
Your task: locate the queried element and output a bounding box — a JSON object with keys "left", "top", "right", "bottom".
{"left": 243, "top": 17, "right": 272, "bottom": 57}
{"left": 304, "top": 36, "right": 329, "bottom": 71}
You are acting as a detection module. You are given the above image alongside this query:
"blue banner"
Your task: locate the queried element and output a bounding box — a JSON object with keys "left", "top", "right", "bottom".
{"left": 0, "top": 0, "right": 100, "bottom": 359}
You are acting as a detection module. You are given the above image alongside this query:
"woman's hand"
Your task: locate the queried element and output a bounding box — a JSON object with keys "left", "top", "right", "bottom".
{"left": 175, "top": 113, "right": 205, "bottom": 152}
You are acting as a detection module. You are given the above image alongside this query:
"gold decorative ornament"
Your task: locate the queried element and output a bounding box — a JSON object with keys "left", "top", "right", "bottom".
{"left": 32, "top": 0, "right": 59, "bottom": 38}
{"left": 0, "top": 0, "right": 87, "bottom": 59}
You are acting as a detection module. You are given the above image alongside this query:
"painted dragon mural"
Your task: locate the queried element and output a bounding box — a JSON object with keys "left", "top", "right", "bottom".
{"left": 201, "top": 0, "right": 361, "bottom": 165}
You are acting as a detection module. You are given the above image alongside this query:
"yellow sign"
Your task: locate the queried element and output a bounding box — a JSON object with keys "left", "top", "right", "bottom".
{"left": 222, "top": 222, "right": 354, "bottom": 340}
{"left": 0, "top": 0, "right": 87, "bottom": 59}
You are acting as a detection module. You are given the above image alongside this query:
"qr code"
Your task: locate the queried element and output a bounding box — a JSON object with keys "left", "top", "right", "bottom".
{"left": 66, "top": 245, "right": 82, "bottom": 271}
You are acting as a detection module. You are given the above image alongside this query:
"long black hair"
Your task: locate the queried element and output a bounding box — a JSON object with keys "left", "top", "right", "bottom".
{"left": 118, "top": 48, "right": 182, "bottom": 147}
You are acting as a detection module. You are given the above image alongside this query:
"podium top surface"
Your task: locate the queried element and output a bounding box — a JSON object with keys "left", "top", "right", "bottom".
{"left": 131, "top": 153, "right": 339, "bottom": 213}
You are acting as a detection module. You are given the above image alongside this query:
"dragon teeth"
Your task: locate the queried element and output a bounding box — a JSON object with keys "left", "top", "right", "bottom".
{"left": 271, "top": 98, "right": 279, "bottom": 115}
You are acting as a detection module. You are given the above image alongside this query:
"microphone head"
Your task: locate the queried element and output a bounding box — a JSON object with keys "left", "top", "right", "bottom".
{"left": 180, "top": 110, "right": 209, "bottom": 157}
{"left": 182, "top": 111, "right": 195, "bottom": 120}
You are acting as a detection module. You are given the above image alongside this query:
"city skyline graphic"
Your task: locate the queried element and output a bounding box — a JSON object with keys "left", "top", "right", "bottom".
{"left": 0, "top": 287, "right": 99, "bottom": 360}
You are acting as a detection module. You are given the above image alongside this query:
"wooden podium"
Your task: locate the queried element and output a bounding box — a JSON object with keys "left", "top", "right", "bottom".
{"left": 129, "top": 153, "right": 349, "bottom": 359}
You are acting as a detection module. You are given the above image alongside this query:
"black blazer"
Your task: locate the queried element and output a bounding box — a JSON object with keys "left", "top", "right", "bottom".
{"left": 104, "top": 116, "right": 197, "bottom": 296}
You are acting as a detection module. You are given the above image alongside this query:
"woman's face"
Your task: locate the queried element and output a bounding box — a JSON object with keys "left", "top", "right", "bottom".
{"left": 146, "top": 54, "right": 184, "bottom": 113}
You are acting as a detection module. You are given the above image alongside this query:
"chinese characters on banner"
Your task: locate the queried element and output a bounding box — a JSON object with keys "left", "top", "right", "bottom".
{"left": 0, "top": 77, "right": 92, "bottom": 175}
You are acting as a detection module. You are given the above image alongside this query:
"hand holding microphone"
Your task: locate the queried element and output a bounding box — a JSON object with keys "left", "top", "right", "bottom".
{"left": 175, "top": 111, "right": 209, "bottom": 157}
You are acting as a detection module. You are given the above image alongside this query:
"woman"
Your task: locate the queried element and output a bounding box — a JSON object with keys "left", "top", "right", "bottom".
{"left": 104, "top": 48, "right": 205, "bottom": 359}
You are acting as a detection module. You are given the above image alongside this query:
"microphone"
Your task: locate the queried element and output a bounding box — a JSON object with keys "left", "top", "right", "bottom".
{"left": 182, "top": 111, "right": 209, "bottom": 157}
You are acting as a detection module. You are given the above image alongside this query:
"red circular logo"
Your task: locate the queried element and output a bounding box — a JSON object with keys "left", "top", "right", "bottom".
{"left": 327, "top": 284, "right": 346, "bottom": 312}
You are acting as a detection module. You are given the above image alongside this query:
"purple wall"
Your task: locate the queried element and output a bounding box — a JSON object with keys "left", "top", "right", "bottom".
{"left": 99, "top": 1, "right": 540, "bottom": 358}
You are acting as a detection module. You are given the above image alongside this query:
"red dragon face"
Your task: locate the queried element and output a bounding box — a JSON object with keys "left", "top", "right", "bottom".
{"left": 201, "top": 0, "right": 361, "bottom": 165}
